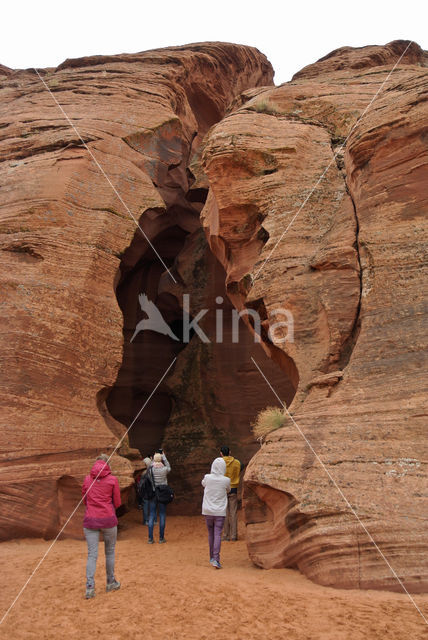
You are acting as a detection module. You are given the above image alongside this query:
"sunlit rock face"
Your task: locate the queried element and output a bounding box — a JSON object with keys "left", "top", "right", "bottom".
{"left": 0, "top": 43, "right": 274, "bottom": 540}
{"left": 201, "top": 41, "right": 428, "bottom": 592}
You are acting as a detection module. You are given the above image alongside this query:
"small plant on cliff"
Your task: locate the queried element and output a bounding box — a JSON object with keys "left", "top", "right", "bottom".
{"left": 252, "top": 99, "right": 282, "bottom": 116}
{"left": 252, "top": 406, "right": 286, "bottom": 443}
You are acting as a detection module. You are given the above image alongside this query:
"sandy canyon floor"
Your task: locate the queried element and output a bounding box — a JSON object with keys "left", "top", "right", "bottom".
{"left": 0, "top": 512, "right": 426, "bottom": 639}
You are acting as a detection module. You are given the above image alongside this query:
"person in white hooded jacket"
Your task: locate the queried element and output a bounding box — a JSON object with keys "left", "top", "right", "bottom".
{"left": 201, "top": 457, "right": 231, "bottom": 569}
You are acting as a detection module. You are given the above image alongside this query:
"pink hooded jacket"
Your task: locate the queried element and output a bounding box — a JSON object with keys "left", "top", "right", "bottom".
{"left": 82, "top": 460, "right": 121, "bottom": 529}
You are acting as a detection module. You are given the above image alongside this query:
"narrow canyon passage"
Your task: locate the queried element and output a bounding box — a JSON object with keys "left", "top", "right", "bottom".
{"left": 106, "top": 221, "right": 192, "bottom": 455}
{"left": 104, "top": 175, "right": 298, "bottom": 506}
{"left": 91, "top": 52, "right": 302, "bottom": 509}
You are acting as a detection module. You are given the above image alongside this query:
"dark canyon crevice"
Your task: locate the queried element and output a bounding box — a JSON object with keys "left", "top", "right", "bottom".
{"left": 331, "top": 138, "right": 363, "bottom": 375}
{"left": 320, "top": 134, "right": 363, "bottom": 380}
{"left": 336, "top": 186, "right": 363, "bottom": 372}
{"left": 105, "top": 150, "right": 206, "bottom": 456}
{"left": 102, "top": 126, "right": 298, "bottom": 512}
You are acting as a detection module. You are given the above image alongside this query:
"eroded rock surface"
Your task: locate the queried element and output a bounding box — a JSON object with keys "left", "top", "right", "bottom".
{"left": 201, "top": 40, "right": 428, "bottom": 591}
{"left": 0, "top": 43, "right": 273, "bottom": 539}
{"left": 1, "top": 37, "right": 426, "bottom": 594}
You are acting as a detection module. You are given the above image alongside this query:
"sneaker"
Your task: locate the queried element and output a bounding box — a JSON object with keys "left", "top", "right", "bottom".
{"left": 211, "top": 560, "right": 222, "bottom": 569}
{"left": 159, "top": 538, "right": 166, "bottom": 544}
{"left": 106, "top": 580, "right": 121, "bottom": 593}
{"left": 85, "top": 587, "right": 95, "bottom": 599}
{"left": 222, "top": 536, "right": 230, "bottom": 541}
{"left": 148, "top": 538, "right": 154, "bottom": 544}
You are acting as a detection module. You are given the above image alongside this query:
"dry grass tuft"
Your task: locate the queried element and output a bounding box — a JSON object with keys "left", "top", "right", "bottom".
{"left": 252, "top": 99, "right": 282, "bottom": 115}
{"left": 252, "top": 406, "right": 286, "bottom": 443}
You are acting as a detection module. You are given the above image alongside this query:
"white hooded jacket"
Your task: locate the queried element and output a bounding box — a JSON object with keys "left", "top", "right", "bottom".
{"left": 201, "top": 458, "right": 231, "bottom": 516}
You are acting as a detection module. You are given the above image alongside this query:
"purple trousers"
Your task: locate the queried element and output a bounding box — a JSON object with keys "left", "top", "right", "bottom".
{"left": 205, "top": 515, "right": 225, "bottom": 562}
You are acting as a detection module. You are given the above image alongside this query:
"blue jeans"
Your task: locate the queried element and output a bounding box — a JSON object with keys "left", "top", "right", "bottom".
{"left": 148, "top": 499, "right": 166, "bottom": 540}
{"left": 143, "top": 498, "right": 156, "bottom": 525}
{"left": 84, "top": 526, "right": 117, "bottom": 589}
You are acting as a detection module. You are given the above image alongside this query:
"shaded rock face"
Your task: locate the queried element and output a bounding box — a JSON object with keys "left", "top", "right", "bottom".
{"left": 201, "top": 40, "right": 428, "bottom": 592}
{"left": 0, "top": 43, "right": 274, "bottom": 540}
{"left": 158, "top": 229, "right": 297, "bottom": 514}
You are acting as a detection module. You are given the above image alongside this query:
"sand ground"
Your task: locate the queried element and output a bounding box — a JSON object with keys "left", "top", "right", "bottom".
{"left": 0, "top": 511, "right": 426, "bottom": 640}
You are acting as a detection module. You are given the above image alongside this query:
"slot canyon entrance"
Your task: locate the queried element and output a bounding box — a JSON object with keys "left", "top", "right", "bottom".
{"left": 106, "top": 220, "right": 191, "bottom": 455}
{"left": 105, "top": 165, "right": 298, "bottom": 512}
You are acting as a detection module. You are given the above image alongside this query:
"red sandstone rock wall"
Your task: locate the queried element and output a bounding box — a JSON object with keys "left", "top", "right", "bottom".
{"left": 0, "top": 43, "right": 273, "bottom": 540}
{"left": 201, "top": 41, "right": 428, "bottom": 592}
{"left": 1, "top": 37, "right": 426, "bottom": 595}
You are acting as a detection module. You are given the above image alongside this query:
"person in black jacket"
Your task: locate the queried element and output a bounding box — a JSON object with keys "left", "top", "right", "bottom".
{"left": 138, "top": 457, "right": 156, "bottom": 526}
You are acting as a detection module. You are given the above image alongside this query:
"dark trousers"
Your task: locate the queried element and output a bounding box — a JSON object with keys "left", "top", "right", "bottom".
{"left": 205, "top": 515, "right": 225, "bottom": 562}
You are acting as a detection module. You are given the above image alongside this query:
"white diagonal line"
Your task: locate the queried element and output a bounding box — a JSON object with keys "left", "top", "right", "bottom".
{"left": 33, "top": 68, "right": 177, "bottom": 284}
{"left": 250, "top": 356, "right": 427, "bottom": 625}
{"left": 252, "top": 40, "right": 415, "bottom": 282}
{"left": 0, "top": 356, "right": 176, "bottom": 626}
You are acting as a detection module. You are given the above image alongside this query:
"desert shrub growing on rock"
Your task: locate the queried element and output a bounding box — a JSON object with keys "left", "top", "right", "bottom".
{"left": 252, "top": 99, "right": 282, "bottom": 115}
{"left": 252, "top": 406, "right": 286, "bottom": 442}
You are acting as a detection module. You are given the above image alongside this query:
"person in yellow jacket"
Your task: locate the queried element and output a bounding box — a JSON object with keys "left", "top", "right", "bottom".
{"left": 220, "top": 446, "right": 243, "bottom": 541}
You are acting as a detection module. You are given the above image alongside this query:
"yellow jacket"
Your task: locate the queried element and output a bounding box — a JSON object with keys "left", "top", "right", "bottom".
{"left": 223, "top": 456, "right": 241, "bottom": 489}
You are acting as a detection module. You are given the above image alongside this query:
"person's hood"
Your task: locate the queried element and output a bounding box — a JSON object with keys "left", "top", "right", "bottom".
{"left": 210, "top": 457, "right": 226, "bottom": 475}
{"left": 223, "top": 456, "right": 235, "bottom": 468}
{"left": 90, "top": 459, "right": 111, "bottom": 479}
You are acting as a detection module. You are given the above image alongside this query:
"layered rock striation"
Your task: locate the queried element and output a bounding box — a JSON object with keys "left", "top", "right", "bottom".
{"left": 201, "top": 41, "right": 428, "bottom": 591}
{"left": 0, "top": 43, "right": 273, "bottom": 539}
{"left": 1, "top": 37, "right": 426, "bottom": 595}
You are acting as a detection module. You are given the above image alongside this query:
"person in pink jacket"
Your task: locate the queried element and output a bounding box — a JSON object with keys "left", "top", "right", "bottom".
{"left": 82, "top": 454, "right": 121, "bottom": 599}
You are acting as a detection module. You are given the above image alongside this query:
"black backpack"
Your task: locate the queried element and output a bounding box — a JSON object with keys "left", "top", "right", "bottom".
{"left": 155, "top": 484, "right": 174, "bottom": 505}
{"left": 137, "top": 469, "right": 155, "bottom": 500}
